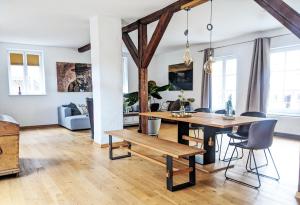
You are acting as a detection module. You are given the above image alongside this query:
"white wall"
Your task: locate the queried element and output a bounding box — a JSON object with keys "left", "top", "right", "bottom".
{"left": 0, "top": 42, "right": 92, "bottom": 126}
{"left": 127, "top": 28, "right": 300, "bottom": 135}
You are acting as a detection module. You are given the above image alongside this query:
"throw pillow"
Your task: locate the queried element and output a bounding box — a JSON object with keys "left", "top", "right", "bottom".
{"left": 63, "top": 103, "right": 82, "bottom": 116}
{"left": 77, "top": 104, "right": 88, "bottom": 115}
{"left": 168, "top": 99, "right": 181, "bottom": 111}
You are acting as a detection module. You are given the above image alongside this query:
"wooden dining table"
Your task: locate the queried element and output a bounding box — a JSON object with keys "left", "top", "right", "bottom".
{"left": 140, "top": 112, "right": 268, "bottom": 167}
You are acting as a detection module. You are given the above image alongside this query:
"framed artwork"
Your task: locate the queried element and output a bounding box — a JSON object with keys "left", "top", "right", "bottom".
{"left": 168, "top": 62, "right": 193, "bottom": 91}
{"left": 56, "top": 62, "right": 92, "bottom": 92}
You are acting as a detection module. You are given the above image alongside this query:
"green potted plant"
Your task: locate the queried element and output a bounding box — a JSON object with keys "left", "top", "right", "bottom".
{"left": 178, "top": 90, "right": 195, "bottom": 112}
{"left": 123, "top": 81, "right": 170, "bottom": 136}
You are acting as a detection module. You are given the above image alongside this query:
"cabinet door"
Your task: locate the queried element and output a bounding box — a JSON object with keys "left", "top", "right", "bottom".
{"left": 133, "top": 116, "right": 139, "bottom": 123}
{"left": 123, "top": 116, "right": 132, "bottom": 124}
{"left": 0, "top": 135, "right": 19, "bottom": 172}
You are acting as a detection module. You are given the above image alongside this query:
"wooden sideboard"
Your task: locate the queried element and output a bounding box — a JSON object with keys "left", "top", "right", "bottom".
{"left": 123, "top": 112, "right": 139, "bottom": 127}
{"left": 0, "top": 115, "right": 20, "bottom": 176}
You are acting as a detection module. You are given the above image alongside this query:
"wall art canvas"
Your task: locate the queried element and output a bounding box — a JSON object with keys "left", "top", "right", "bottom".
{"left": 56, "top": 62, "right": 92, "bottom": 92}
{"left": 168, "top": 62, "right": 193, "bottom": 91}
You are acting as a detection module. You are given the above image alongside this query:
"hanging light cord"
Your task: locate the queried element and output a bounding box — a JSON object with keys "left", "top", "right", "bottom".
{"left": 185, "top": 8, "right": 190, "bottom": 47}
{"left": 208, "top": 0, "right": 213, "bottom": 52}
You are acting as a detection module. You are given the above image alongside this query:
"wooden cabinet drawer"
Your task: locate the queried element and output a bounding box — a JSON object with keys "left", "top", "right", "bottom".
{"left": 132, "top": 116, "right": 139, "bottom": 123}
{"left": 0, "top": 135, "right": 19, "bottom": 172}
{"left": 123, "top": 117, "right": 132, "bottom": 123}
{"left": 123, "top": 115, "right": 139, "bottom": 126}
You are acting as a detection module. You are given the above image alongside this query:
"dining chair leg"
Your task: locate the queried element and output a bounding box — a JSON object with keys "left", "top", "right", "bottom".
{"left": 245, "top": 150, "right": 251, "bottom": 171}
{"left": 222, "top": 138, "right": 231, "bottom": 161}
{"left": 264, "top": 149, "right": 269, "bottom": 166}
{"left": 246, "top": 149, "right": 280, "bottom": 181}
{"left": 218, "top": 134, "right": 223, "bottom": 160}
{"left": 215, "top": 135, "right": 220, "bottom": 152}
{"left": 222, "top": 138, "right": 239, "bottom": 162}
{"left": 251, "top": 150, "right": 262, "bottom": 188}
{"left": 226, "top": 149, "right": 261, "bottom": 189}
{"left": 267, "top": 148, "right": 280, "bottom": 180}
{"left": 225, "top": 146, "right": 237, "bottom": 177}
{"left": 247, "top": 149, "right": 269, "bottom": 171}
{"left": 240, "top": 140, "right": 244, "bottom": 159}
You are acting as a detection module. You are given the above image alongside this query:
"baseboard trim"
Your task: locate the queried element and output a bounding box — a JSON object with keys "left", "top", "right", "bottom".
{"left": 274, "top": 132, "right": 300, "bottom": 140}
{"left": 20, "top": 124, "right": 60, "bottom": 130}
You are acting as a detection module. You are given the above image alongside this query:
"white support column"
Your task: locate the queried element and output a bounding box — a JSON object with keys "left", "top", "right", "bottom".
{"left": 89, "top": 15, "right": 123, "bottom": 145}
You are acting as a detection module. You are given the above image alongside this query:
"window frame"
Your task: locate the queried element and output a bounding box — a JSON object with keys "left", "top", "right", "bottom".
{"left": 268, "top": 45, "right": 300, "bottom": 117}
{"left": 211, "top": 55, "right": 238, "bottom": 111}
{"left": 7, "top": 49, "right": 46, "bottom": 96}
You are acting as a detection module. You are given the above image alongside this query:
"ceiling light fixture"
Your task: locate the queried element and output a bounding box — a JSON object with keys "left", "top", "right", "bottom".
{"left": 183, "top": 8, "right": 193, "bottom": 66}
{"left": 204, "top": 0, "right": 214, "bottom": 74}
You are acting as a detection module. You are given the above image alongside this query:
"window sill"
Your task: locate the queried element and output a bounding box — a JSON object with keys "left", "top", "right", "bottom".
{"left": 9, "top": 94, "right": 47, "bottom": 96}
{"left": 267, "top": 113, "right": 300, "bottom": 118}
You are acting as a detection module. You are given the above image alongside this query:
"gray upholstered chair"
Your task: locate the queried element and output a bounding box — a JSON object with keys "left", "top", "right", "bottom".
{"left": 221, "top": 112, "right": 266, "bottom": 161}
{"left": 225, "top": 119, "right": 280, "bottom": 189}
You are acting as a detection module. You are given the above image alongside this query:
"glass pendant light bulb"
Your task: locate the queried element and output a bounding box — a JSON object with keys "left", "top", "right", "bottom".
{"left": 183, "top": 43, "right": 192, "bottom": 66}
{"left": 204, "top": 55, "right": 214, "bottom": 74}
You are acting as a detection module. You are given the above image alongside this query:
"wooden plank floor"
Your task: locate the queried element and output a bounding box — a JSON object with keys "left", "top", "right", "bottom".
{"left": 0, "top": 124, "right": 299, "bottom": 205}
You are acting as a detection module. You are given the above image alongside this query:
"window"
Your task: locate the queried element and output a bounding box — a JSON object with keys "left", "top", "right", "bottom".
{"left": 268, "top": 47, "right": 300, "bottom": 115}
{"left": 211, "top": 57, "right": 237, "bottom": 111}
{"left": 8, "top": 50, "right": 45, "bottom": 95}
{"left": 122, "top": 56, "right": 129, "bottom": 94}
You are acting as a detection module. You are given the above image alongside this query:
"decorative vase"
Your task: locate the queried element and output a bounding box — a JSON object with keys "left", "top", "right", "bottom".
{"left": 180, "top": 105, "right": 185, "bottom": 113}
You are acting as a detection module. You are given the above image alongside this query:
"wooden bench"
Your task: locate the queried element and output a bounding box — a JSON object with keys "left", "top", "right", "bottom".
{"left": 105, "top": 129, "right": 205, "bottom": 192}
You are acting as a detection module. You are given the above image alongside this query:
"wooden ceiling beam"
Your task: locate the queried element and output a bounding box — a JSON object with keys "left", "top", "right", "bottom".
{"left": 143, "top": 11, "right": 174, "bottom": 68}
{"left": 78, "top": 43, "right": 91, "bottom": 53}
{"left": 181, "top": 0, "right": 209, "bottom": 10}
{"left": 122, "top": 33, "right": 139, "bottom": 67}
{"left": 137, "top": 23, "right": 148, "bottom": 133}
{"left": 122, "top": 0, "right": 195, "bottom": 33}
{"left": 254, "top": 0, "right": 300, "bottom": 38}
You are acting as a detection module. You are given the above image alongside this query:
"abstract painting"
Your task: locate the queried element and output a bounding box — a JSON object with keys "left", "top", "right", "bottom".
{"left": 168, "top": 62, "right": 193, "bottom": 91}
{"left": 56, "top": 62, "right": 92, "bottom": 92}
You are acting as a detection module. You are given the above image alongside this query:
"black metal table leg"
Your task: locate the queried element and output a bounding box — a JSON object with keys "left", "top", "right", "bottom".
{"left": 166, "top": 155, "right": 196, "bottom": 192}
{"left": 177, "top": 121, "right": 189, "bottom": 145}
{"left": 177, "top": 122, "right": 218, "bottom": 165}
{"left": 109, "top": 135, "right": 131, "bottom": 160}
{"left": 201, "top": 126, "right": 217, "bottom": 165}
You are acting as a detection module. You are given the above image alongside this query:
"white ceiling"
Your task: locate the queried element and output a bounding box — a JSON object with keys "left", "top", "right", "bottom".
{"left": 0, "top": 0, "right": 299, "bottom": 50}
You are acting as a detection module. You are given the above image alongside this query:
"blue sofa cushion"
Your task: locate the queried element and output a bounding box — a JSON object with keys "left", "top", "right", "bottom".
{"left": 65, "top": 115, "right": 90, "bottom": 130}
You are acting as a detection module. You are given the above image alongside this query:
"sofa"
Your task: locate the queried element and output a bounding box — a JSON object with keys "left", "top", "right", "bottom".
{"left": 58, "top": 106, "right": 91, "bottom": 131}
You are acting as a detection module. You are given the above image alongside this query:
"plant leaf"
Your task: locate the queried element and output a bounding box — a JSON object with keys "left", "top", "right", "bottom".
{"left": 151, "top": 93, "right": 162, "bottom": 99}
{"left": 124, "top": 92, "right": 138, "bottom": 106}
{"left": 156, "top": 84, "right": 170, "bottom": 92}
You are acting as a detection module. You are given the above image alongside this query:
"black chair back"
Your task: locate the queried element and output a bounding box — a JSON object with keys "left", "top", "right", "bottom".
{"left": 215, "top": 109, "right": 226, "bottom": 114}
{"left": 237, "top": 112, "right": 266, "bottom": 137}
{"left": 194, "top": 108, "right": 210, "bottom": 113}
{"left": 247, "top": 120, "right": 277, "bottom": 149}
{"left": 215, "top": 109, "right": 236, "bottom": 115}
